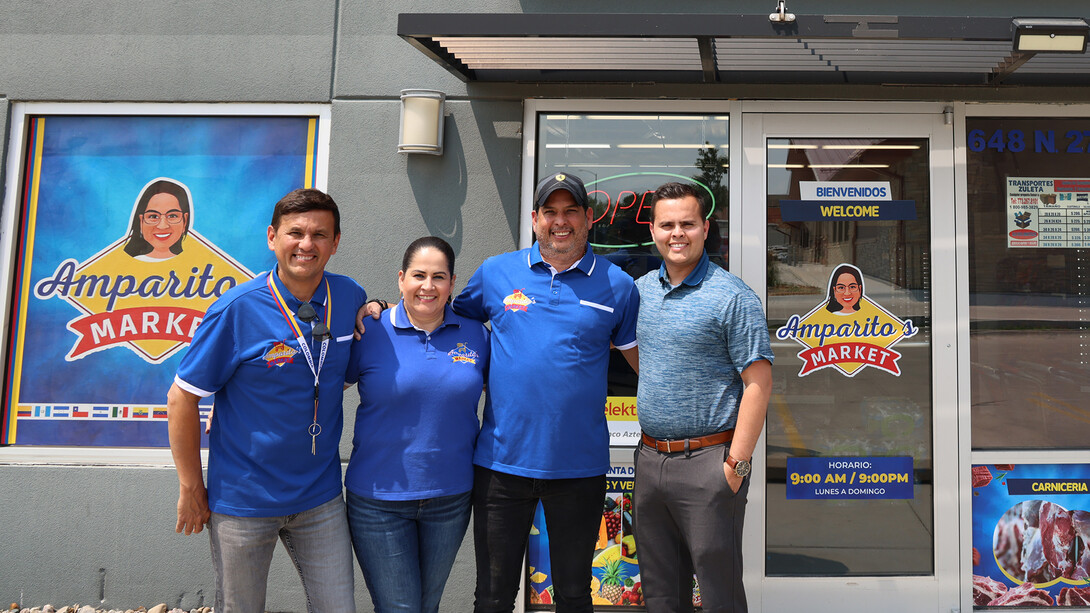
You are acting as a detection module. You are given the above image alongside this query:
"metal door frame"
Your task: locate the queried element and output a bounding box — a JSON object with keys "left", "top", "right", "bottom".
{"left": 739, "top": 102, "right": 959, "bottom": 613}
{"left": 520, "top": 99, "right": 961, "bottom": 612}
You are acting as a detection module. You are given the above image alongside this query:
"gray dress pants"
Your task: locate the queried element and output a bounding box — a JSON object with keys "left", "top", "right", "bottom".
{"left": 633, "top": 442, "right": 750, "bottom": 613}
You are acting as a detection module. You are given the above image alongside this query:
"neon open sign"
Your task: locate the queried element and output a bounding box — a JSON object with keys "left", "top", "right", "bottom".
{"left": 584, "top": 172, "right": 717, "bottom": 249}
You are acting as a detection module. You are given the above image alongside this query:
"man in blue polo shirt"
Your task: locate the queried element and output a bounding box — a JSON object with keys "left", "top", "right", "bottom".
{"left": 633, "top": 182, "right": 773, "bottom": 613}
{"left": 453, "top": 173, "right": 639, "bottom": 613}
{"left": 167, "top": 188, "right": 367, "bottom": 613}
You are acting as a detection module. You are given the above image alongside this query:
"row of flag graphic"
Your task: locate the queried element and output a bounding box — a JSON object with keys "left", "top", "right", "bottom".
{"left": 15, "top": 405, "right": 211, "bottom": 420}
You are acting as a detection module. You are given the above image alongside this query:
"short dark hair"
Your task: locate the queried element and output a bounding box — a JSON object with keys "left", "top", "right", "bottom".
{"left": 271, "top": 188, "right": 341, "bottom": 236}
{"left": 649, "top": 182, "right": 706, "bottom": 222}
{"left": 402, "top": 236, "right": 456, "bottom": 276}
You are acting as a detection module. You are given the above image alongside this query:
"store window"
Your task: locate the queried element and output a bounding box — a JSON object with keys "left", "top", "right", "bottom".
{"left": 764, "top": 137, "right": 934, "bottom": 576}
{"left": 528, "top": 112, "right": 729, "bottom": 609}
{"left": 1, "top": 107, "right": 327, "bottom": 447}
{"left": 535, "top": 112, "right": 730, "bottom": 404}
{"left": 537, "top": 113, "right": 729, "bottom": 274}
{"left": 966, "top": 117, "right": 1090, "bottom": 450}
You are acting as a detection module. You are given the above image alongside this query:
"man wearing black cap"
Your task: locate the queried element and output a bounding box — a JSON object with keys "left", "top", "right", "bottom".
{"left": 452, "top": 173, "right": 640, "bottom": 613}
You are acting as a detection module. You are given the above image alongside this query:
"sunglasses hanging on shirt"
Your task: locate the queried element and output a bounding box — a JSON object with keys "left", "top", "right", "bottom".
{"left": 296, "top": 303, "right": 331, "bottom": 341}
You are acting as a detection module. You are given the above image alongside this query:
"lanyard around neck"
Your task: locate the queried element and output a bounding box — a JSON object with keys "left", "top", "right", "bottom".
{"left": 267, "top": 273, "right": 331, "bottom": 387}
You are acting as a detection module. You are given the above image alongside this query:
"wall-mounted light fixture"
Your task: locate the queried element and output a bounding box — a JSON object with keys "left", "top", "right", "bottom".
{"left": 769, "top": 0, "right": 795, "bottom": 24}
{"left": 398, "top": 89, "right": 446, "bottom": 155}
{"left": 1013, "top": 18, "right": 1090, "bottom": 53}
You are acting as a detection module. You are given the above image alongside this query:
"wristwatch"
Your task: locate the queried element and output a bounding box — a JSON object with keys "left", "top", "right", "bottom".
{"left": 726, "top": 454, "right": 751, "bottom": 478}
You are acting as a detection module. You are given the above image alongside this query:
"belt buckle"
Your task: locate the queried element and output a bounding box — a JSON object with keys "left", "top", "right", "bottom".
{"left": 660, "top": 438, "right": 689, "bottom": 453}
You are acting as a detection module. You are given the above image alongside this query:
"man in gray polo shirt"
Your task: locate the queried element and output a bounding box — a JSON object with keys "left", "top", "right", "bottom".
{"left": 633, "top": 182, "right": 773, "bottom": 613}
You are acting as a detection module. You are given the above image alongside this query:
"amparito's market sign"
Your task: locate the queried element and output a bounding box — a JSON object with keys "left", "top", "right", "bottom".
{"left": 34, "top": 179, "right": 253, "bottom": 364}
{"left": 776, "top": 264, "right": 917, "bottom": 377}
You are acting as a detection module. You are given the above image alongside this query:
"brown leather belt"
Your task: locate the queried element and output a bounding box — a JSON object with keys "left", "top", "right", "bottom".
{"left": 641, "top": 429, "right": 734, "bottom": 453}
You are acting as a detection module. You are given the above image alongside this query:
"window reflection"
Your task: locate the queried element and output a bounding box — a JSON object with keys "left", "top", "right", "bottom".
{"left": 765, "top": 137, "right": 934, "bottom": 577}
{"left": 967, "top": 118, "right": 1090, "bottom": 450}
{"left": 536, "top": 112, "right": 730, "bottom": 399}
{"left": 538, "top": 113, "right": 729, "bottom": 280}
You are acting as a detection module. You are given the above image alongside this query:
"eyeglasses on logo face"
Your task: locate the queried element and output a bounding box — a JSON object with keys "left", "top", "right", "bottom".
{"left": 141, "top": 210, "right": 185, "bottom": 225}
{"left": 834, "top": 284, "right": 860, "bottom": 293}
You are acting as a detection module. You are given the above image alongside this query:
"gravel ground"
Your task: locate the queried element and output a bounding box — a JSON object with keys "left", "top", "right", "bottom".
{"left": 6, "top": 605, "right": 212, "bottom": 613}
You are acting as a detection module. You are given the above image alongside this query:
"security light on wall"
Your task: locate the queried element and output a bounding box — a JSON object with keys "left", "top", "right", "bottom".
{"left": 398, "top": 89, "right": 446, "bottom": 155}
{"left": 1013, "top": 18, "right": 1089, "bottom": 53}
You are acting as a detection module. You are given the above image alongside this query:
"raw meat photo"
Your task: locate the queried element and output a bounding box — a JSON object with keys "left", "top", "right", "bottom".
{"left": 992, "top": 500, "right": 1087, "bottom": 585}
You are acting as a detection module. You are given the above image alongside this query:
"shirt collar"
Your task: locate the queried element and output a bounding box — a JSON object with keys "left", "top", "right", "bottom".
{"left": 528, "top": 241, "right": 597, "bottom": 275}
{"left": 391, "top": 299, "right": 462, "bottom": 331}
{"left": 658, "top": 251, "right": 710, "bottom": 288}
{"left": 269, "top": 266, "right": 328, "bottom": 308}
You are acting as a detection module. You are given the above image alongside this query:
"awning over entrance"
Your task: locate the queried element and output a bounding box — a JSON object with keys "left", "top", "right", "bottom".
{"left": 398, "top": 13, "right": 1090, "bottom": 86}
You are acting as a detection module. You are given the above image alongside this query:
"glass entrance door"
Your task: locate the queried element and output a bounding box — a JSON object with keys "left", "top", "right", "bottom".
{"left": 740, "top": 110, "right": 958, "bottom": 612}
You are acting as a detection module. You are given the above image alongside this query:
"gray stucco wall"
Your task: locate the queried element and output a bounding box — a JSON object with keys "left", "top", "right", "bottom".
{"left": 0, "top": 1, "right": 337, "bottom": 102}
{"left": 0, "top": 463, "right": 477, "bottom": 611}
{"left": 3, "top": 0, "right": 1090, "bottom": 610}
{"left": 1, "top": 466, "right": 217, "bottom": 610}
{"left": 325, "top": 98, "right": 523, "bottom": 299}
{"left": 0, "top": 0, "right": 521, "bottom": 607}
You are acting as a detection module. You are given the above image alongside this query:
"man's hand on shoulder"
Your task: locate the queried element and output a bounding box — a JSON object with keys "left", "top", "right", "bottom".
{"left": 354, "top": 299, "right": 388, "bottom": 340}
{"left": 176, "top": 482, "right": 211, "bottom": 535}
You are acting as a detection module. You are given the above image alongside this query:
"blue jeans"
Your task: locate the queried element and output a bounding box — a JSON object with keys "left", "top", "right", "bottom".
{"left": 346, "top": 489, "right": 472, "bottom": 613}
{"left": 208, "top": 495, "right": 355, "bottom": 613}
{"left": 472, "top": 466, "right": 606, "bottom": 613}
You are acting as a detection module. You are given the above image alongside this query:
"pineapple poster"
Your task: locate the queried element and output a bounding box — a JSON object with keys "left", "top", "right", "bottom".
{"left": 525, "top": 463, "right": 704, "bottom": 609}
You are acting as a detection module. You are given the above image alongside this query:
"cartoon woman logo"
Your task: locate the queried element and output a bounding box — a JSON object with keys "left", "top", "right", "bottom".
{"left": 826, "top": 264, "right": 864, "bottom": 315}
{"left": 33, "top": 174, "right": 256, "bottom": 364}
{"left": 777, "top": 262, "right": 917, "bottom": 377}
{"left": 123, "top": 178, "right": 192, "bottom": 262}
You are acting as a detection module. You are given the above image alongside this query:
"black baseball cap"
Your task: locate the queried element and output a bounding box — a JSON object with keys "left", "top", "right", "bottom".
{"left": 533, "top": 173, "right": 589, "bottom": 210}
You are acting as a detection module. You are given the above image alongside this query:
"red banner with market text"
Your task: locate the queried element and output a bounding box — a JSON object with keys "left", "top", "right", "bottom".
{"left": 67, "top": 306, "right": 204, "bottom": 359}
{"left": 798, "top": 342, "right": 903, "bottom": 376}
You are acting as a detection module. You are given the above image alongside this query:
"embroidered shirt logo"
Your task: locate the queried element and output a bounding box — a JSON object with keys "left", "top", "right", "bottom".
{"left": 448, "top": 342, "right": 480, "bottom": 365}
{"left": 263, "top": 341, "right": 298, "bottom": 368}
{"left": 503, "top": 289, "right": 535, "bottom": 312}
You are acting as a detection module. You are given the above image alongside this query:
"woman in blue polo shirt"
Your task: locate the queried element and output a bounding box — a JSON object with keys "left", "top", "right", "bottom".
{"left": 345, "top": 236, "right": 489, "bottom": 613}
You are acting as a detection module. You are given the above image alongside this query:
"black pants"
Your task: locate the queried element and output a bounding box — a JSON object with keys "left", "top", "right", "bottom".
{"left": 472, "top": 466, "right": 606, "bottom": 613}
{"left": 634, "top": 443, "right": 750, "bottom": 613}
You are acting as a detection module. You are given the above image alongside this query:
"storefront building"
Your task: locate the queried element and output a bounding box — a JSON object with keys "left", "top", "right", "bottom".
{"left": 2, "top": 2, "right": 1090, "bottom": 612}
